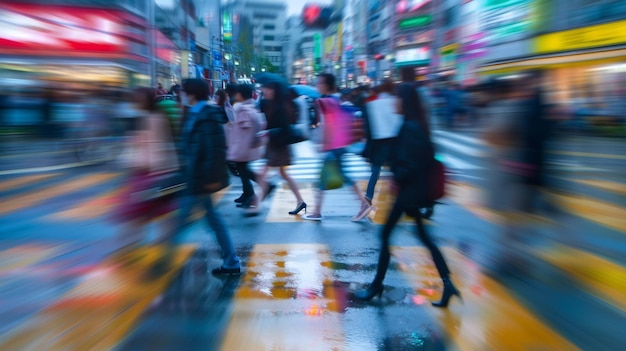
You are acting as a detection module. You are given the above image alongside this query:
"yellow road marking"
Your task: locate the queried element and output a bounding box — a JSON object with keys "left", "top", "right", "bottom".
{"left": 0, "top": 244, "right": 64, "bottom": 275}
{"left": 0, "top": 244, "right": 196, "bottom": 351}
{"left": 50, "top": 188, "right": 125, "bottom": 220}
{"left": 534, "top": 244, "right": 626, "bottom": 312}
{"left": 220, "top": 244, "right": 344, "bottom": 350}
{"left": 0, "top": 173, "right": 119, "bottom": 216}
{"left": 448, "top": 181, "right": 554, "bottom": 225}
{"left": 392, "top": 246, "right": 581, "bottom": 351}
{"left": 567, "top": 178, "right": 626, "bottom": 196}
{"left": 449, "top": 181, "right": 626, "bottom": 314}
{"left": 548, "top": 191, "right": 626, "bottom": 233}
{"left": 550, "top": 150, "right": 626, "bottom": 160}
{"left": 0, "top": 173, "right": 61, "bottom": 192}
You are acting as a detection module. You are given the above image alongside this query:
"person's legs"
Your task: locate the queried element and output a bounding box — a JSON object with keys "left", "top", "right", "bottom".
{"left": 365, "top": 163, "right": 382, "bottom": 202}
{"left": 201, "top": 194, "right": 240, "bottom": 269}
{"left": 236, "top": 162, "right": 255, "bottom": 197}
{"left": 371, "top": 197, "right": 405, "bottom": 286}
{"left": 256, "top": 164, "right": 273, "bottom": 200}
{"left": 279, "top": 166, "right": 304, "bottom": 204}
{"left": 414, "top": 215, "right": 450, "bottom": 279}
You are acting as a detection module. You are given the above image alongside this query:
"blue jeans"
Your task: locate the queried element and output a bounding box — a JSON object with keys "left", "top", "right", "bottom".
{"left": 178, "top": 192, "right": 240, "bottom": 269}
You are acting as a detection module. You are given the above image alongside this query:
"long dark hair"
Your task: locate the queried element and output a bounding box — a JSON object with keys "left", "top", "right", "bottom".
{"left": 215, "top": 89, "right": 228, "bottom": 107}
{"left": 263, "top": 81, "right": 296, "bottom": 125}
{"left": 397, "top": 83, "right": 430, "bottom": 138}
{"left": 134, "top": 87, "right": 158, "bottom": 112}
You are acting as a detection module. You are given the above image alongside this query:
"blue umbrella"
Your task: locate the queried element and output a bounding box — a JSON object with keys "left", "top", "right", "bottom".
{"left": 290, "top": 84, "right": 321, "bottom": 99}
{"left": 255, "top": 72, "right": 287, "bottom": 85}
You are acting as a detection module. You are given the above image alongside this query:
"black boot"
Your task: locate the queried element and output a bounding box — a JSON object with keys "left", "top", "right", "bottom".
{"left": 432, "top": 278, "right": 461, "bottom": 308}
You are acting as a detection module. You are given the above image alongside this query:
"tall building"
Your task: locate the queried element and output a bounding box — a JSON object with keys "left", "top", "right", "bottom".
{"left": 366, "top": 0, "right": 395, "bottom": 84}
{"left": 154, "top": 0, "right": 197, "bottom": 85}
{"left": 283, "top": 15, "right": 303, "bottom": 83}
{"left": 293, "top": 28, "right": 325, "bottom": 85}
{"left": 196, "top": 0, "right": 223, "bottom": 89}
{"left": 224, "top": 0, "right": 287, "bottom": 74}
{"left": 392, "top": 0, "right": 434, "bottom": 80}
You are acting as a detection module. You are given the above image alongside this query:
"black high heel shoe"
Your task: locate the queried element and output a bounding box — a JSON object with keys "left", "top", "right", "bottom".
{"left": 289, "top": 202, "right": 307, "bottom": 215}
{"left": 432, "top": 278, "right": 462, "bottom": 308}
{"left": 354, "top": 283, "right": 383, "bottom": 301}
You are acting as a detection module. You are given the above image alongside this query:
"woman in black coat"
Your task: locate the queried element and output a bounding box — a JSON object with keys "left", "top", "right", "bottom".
{"left": 354, "top": 83, "right": 460, "bottom": 308}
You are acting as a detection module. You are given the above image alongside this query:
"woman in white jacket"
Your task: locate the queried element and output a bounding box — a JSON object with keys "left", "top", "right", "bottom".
{"left": 354, "top": 79, "right": 403, "bottom": 221}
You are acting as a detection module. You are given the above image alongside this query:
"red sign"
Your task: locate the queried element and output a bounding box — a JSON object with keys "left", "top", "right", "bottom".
{"left": 0, "top": 3, "right": 138, "bottom": 57}
{"left": 155, "top": 30, "right": 177, "bottom": 64}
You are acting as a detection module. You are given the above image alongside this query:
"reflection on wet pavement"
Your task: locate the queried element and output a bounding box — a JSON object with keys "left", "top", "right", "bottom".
{"left": 0, "top": 244, "right": 195, "bottom": 350}
{"left": 221, "top": 244, "right": 347, "bottom": 350}
{"left": 392, "top": 246, "right": 580, "bottom": 351}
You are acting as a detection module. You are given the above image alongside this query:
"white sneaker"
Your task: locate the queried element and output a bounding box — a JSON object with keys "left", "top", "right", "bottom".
{"left": 302, "top": 213, "right": 323, "bottom": 221}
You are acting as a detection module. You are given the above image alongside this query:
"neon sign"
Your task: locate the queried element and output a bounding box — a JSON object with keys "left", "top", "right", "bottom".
{"left": 0, "top": 3, "right": 129, "bottom": 54}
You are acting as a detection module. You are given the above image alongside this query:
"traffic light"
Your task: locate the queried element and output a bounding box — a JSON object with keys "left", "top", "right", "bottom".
{"left": 302, "top": 5, "right": 333, "bottom": 28}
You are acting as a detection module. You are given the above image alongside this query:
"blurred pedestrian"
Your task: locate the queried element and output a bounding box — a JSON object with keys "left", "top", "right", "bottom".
{"left": 171, "top": 78, "right": 241, "bottom": 275}
{"left": 483, "top": 77, "right": 537, "bottom": 271}
{"left": 227, "top": 84, "right": 267, "bottom": 212}
{"left": 356, "top": 79, "right": 403, "bottom": 221}
{"left": 257, "top": 81, "right": 306, "bottom": 215}
{"left": 156, "top": 82, "right": 168, "bottom": 96}
{"left": 113, "top": 87, "right": 179, "bottom": 269}
{"left": 302, "top": 73, "right": 370, "bottom": 221}
{"left": 355, "top": 83, "right": 460, "bottom": 307}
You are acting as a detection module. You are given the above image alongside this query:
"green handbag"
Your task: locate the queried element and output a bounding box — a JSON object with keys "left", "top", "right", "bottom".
{"left": 319, "top": 158, "right": 343, "bottom": 190}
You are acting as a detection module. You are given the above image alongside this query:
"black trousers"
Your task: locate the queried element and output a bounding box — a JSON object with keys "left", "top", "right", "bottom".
{"left": 236, "top": 162, "right": 257, "bottom": 198}
{"left": 372, "top": 189, "right": 451, "bottom": 286}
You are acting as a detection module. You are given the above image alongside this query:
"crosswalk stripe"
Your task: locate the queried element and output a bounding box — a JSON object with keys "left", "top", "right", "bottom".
{"left": 0, "top": 245, "right": 196, "bottom": 350}
{"left": 548, "top": 190, "right": 626, "bottom": 233}
{"left": 392, "top": 246, "right": 581, "bottom": 351}
{"left": 0, "top": 173, "right": 119, "bottom": 216}
{"left": 533, "top": 244, "right": 626, "bottom": 312}
{"left": 567, "top": 178, "right": 626, "bottom": 196}
{"left": 443, "top": 181, "right": 626, "bottom": 314}
{"left": 49, "top": 188, "right": 125, "bottom": 221}
{"left": 434, "top": 136, "right": 486, "bottom": 157}
{"left": 434, "top": 130, "right": 486, "bottom": 146}
{"left": 264, "top": 187, "right": 316, "bottom": 222}
{"left": 220, "top": 244, "right": 344, "bottom": 351}
{"left": 0, "top": 243, "right": 66, "bottom": 276}
{"left": 439, "top": 153, "right": 483, "bottom": 170}
{"left": 549, "top": 150, "right": 626, "bottom": 160}
{"left": 0, "top": 174, "right": 61, "bottom": 192}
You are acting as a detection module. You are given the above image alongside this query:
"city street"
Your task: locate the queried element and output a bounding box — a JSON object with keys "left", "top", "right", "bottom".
{"left": 0, "top": 128, "right": 625, "bottom": 350}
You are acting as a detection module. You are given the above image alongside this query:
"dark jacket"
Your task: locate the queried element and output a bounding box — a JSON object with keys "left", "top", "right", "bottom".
{"left": 181, "top": 104, "right": 230, "bottom": 195}
{"left": 391, "top": 119, "right": 435, "bottom": 213}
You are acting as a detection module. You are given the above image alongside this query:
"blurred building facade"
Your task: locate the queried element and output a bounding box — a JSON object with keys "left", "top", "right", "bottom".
{"left": 474, "top": 0, "right": 626, "bottom": 117}
{"left": 0, "top": 0, "right": 152, "bottom": 88}
{"left": 224, "top": 0, "right": 288, "bottom": 76}
{"left": 195, "top": 0, "right": 224, "bottom": 90}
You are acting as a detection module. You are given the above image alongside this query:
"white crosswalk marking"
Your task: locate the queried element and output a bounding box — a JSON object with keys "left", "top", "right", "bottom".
{"left": 433, "top": 136, "right": 485, "bottom": 157}
{"left": 249, "top": 155, "right": 391, "bottom": 182}
{"left": 438, "top": 153, "right": 482, "bottom": 170}
{"left": 242, "top": 130, "right": 490, "bottom": 183}
{"left": 433, "top": 130, "right": 486, "bottom": 146}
